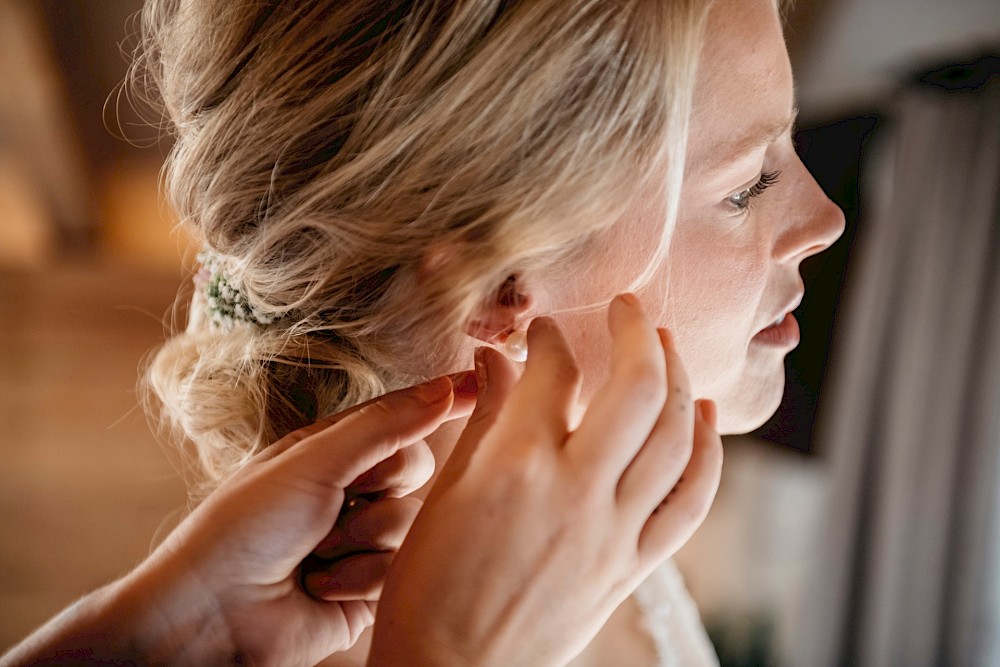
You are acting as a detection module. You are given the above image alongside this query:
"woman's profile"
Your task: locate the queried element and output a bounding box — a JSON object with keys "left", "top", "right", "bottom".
{"left": 133, "top": 0, "right": 844, "bottom": 664}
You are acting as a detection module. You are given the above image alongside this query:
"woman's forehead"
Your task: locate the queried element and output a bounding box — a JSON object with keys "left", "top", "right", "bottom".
{"left": 687, "top": 0, "right": 795, "bottom": 175}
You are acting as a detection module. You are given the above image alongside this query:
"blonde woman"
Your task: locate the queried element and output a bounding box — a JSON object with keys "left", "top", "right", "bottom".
{"left": 3, "top": 0, "right": 844, "bottom": 664}
{"left": 139, "top": 0, "right": 839, "bottom": 489}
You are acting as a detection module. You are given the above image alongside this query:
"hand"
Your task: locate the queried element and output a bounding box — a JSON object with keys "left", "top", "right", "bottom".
{"left": 133, "top": 374, "right": 478, "bottom": 665}
{"left": 368, "top": 294, "right": 723, "bottom": 667}
{"left": 1, "top": 374, "right": 476, "bottom": 667}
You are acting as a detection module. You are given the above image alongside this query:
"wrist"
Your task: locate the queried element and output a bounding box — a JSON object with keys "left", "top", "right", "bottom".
{"left": 115, "top": 556, "right": 241, "bottom": 665}
{"left": 367, "top": 616, "right": 479, "bottom": 667}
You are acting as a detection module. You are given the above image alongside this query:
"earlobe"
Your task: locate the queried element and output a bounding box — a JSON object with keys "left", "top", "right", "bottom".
{"left": 465, "top": 274, "right": 533, "bottom": 345}
{"left": 418, "top": 244, "right": 534, "bottom": 348}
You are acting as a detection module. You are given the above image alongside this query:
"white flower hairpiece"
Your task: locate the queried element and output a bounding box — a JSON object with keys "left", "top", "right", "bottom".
{"left": 195, "top": 250, "right": 278, "bottom": 329}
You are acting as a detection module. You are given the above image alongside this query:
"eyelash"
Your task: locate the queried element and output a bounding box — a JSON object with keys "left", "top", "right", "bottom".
{"left": 728, "top": 170, "right": 782, "bottom": 213}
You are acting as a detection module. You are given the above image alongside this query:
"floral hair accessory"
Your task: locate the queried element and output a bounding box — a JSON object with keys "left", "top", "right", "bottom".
{"left": 195, "top": 249, "right": 278, "bottom": 329}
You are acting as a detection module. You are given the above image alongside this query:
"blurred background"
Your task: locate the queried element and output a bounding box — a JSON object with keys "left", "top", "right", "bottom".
{"left": 0, "top": 1, "right": 998, "bottom": 665}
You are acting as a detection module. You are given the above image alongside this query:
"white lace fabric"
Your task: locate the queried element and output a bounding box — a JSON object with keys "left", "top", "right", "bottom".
{"left": 633, "top": 559, "right": 721, "bottom": 667}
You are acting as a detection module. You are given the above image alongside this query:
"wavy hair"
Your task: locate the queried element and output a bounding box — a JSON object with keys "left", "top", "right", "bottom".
{"left": 130, "top": 0, "right": 712, "bottom": 499}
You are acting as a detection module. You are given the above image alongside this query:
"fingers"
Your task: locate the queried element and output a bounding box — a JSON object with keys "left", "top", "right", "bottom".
{"left": 311, "top": 496, "right": 422, "bottom": 560}
{"left": 491, "top": 318, "right": 581, "bottom": 452}
{"left": 615, "top": 328, "right": 695, "bottom": 514}
{"left": 315, "top": 599, "right": 376, "bottom": 652}
{"left": 492, "top": 318, "right": 582, "bottom": 450}
{"left": 348, "top": 439, "right": 435, "bottom": 498}
{"left": 635, "top": 399, "right": 723, "bottom": 571}
{"left": 251, "top": 372, "right": 477, "bottom": 466}
{"left": 302, "top": 496, "right": 423, "bottom": 601}
{"left": 432, "top": 347, "right": 520, "bottom": 493}
{"left": 468, "top": 347, "right": 521, "bottom": 438}
{"left": 568, "top": 294, "right": 667, "bottom": 473}
{"left": 302, "top": 551, "right": 394, "bottom": 601}
{"left": 447, "top": 369, "right": 479, "bottom": 419}
{"left": 273, "top": 376, "right": 455, "bottom": 499}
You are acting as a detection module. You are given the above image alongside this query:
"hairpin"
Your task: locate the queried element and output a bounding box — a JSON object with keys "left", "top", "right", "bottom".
{"left": 195, "top": 249, "right": 277, "bottom": 329}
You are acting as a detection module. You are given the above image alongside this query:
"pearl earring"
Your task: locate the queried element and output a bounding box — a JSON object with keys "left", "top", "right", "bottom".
{"left": 502, "top": 329, "right": 528, "bottom": 362}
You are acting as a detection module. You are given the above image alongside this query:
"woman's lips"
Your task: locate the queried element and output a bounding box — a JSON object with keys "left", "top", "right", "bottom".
{"left": 752, "top": 312, "right": 800, "bottom": 347}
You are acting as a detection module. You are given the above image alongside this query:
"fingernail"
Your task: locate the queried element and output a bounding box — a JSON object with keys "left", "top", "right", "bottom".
{"left": 418, "top": 376, "right": 452, "bottom": 403}
{"left": 618, "top": 292, "right": 639, "bottom": 306}
{"left": 697, "top": 399, "right": 718, "bottom": 429}
{"left": 658, "top": 327, "right": 676, "bottom": 350}
{"left": 474, "top": 347, "right": 488, "bottom": 393}
{"left": 449, "top": 370, "right": 478, "bottom": 397}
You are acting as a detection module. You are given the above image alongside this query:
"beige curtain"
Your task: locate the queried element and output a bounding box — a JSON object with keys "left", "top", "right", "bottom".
{"left": 794, "top": 66, "right": 1000, "bottom": 666}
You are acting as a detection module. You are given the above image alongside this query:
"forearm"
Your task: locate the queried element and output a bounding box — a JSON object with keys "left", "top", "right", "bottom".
{"left": 0, "top": 576, "right": 147, "bottom": 666}
{"left": 1, "top": 562, "right": 237, "bottom": 666}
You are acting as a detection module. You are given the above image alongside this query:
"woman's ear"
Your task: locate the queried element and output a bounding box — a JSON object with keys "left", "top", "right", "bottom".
{"left": 418, "top": 244, "right": 533, "bottom": 344}
{"left": 465, "top": 274, "right": 533, "bottom": 345}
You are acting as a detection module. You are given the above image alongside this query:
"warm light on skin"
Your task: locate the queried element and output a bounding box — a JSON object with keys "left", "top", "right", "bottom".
{"left": 688, "top": 105, "right": 800, "bottom": 176}
{"left": 538, "top": 0, "right": 845, "bottom": 436}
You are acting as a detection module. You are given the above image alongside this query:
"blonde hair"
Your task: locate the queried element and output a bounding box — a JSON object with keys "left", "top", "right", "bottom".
{"left": 131, "top": 0, "right": 711, "bottom": 499}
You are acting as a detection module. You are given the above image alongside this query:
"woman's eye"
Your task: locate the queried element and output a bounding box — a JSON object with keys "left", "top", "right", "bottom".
{"left": 727, "top": 170, "right": 782, "bottom": 213}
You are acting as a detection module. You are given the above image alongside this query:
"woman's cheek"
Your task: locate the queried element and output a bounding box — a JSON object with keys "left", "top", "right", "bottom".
{"left": 668, "top": 240, "right": 766, "bottom": 397}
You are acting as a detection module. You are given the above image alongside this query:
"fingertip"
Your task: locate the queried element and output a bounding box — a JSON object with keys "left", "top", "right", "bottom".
{"left": 449, "top": 370, "right": 478, "bottom": 397}
{"left": 525, "top": 315, "right": 556, "bottom": 347}
{"left": 657, "top": 327, "right": 676, "bottom": 352}
{"left": 451, "top": 347, "right": 518, "bottom": 454}
{"left": 608, "top": 293, "right": 650, "bottom": 338}
{"left": 477, "top": 345, "right": 517, "bottom": 397}
{"left": 474, "top": 346, "right": 489, "bottom": 393}
{"left": 696, "top": 399, "right": 718, "bottom": 430}
{"left": 446, "top": 370, "right": 478, "bottom": 420}
{"left": 617, "top": 292, "right": 640, "bottom": 307}
{"left": 418, "top": 375, "right": 454, "bottom": 404}
{"left": 610, "top": 292, "right": 641, "bottom": 319}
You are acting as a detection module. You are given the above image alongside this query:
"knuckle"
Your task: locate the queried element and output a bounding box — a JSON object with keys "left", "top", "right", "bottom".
{"left": 495, "top": 444, "right": 549, "bottom": 487}
{"left": 374, "top": 453, "right": 408, "bottom": 486}
{"left": 568, "top": 460, "right": 614, "bottom": 510}
{"left": 356, "top": 400, "right": 397, "bottom": 423}
{"left": 391, "top": 444, "right": 423, "bottom": 477}
{"left": 663, "top": 443, "right": 694, "bottom": 475}
{"left": 499, "top": 417, "right": 554, "bottom": 451}
{"left": 401, "top": 445, "right": 435, "bottom": 487}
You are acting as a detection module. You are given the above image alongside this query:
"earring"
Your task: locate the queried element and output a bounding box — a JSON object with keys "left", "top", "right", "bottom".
{"left": 503, "top": 329, "right": 528, "bottom": 362}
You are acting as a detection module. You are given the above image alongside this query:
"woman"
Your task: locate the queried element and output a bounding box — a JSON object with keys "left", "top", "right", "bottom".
{"left": 139, "top": 0, "right": 840, "bottom": 663}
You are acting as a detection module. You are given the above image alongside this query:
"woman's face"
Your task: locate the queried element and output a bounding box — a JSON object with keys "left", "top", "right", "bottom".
{"left": 545, "top": 0, "right": 845, "bottom": 435}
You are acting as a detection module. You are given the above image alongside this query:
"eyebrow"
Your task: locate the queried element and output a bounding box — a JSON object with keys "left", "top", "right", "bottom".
{"left": 691, "top": 105, "right": 799, "bottom": 172}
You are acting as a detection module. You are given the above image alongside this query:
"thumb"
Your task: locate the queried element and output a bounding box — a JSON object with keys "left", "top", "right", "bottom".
{"left": 432, "top": 346, "right": 519, "bottom": 492}
{"left": 273, "top": 377, "right": 456, "bottom": 499}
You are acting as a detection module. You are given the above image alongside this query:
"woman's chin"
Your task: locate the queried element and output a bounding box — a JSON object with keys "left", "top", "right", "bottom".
{"left": 718, "top": 405, "right": 778, "bottom": 436}
{"left": 715, "top": 373, "right": 785, "bottom": 436}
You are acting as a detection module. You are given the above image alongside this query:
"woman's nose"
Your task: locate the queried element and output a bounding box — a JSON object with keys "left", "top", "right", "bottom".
{"left": 773, "top": 168, "right": 846, "bottom": 263}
